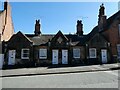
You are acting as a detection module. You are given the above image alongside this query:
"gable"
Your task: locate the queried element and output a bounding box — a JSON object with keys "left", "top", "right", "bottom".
{"left": 51, "top": 30, "right": 68, "bottom": 43}
{"left": 7, "top": 31, "right": 33, "bottom": 45}
{"left": 87, "top": 33, "right": 108, "bottom": 47}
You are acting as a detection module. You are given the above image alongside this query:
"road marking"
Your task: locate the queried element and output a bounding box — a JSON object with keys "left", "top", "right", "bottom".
{"left": 93, "top": 65, "right": 118, "bottom": 77}
{"left": 103, "top": 71, "right": 118, "bottom": 77}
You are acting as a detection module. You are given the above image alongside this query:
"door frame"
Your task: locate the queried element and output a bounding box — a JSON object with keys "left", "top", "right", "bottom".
{"left": 62, "top": 49, "right": 68, "bottom": 64}
{"left": 101, "top": 49, "right": 107, "bottom": 64}
{"left": 8, "top": 50, "right": 16, "bottom": 65}
{"left": 52, "top": 49, "right": 58, "bottom": 64}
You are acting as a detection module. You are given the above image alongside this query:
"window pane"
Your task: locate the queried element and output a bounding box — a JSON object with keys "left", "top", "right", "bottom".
{"left": 89, "top": 48, "right": 96, "bottom": 58}
{"left": 21, "top": 49, "right": 29, "bottom": 59}
{"left": 23, "top": 50, "right": 29, "bottom": 53}
{"left": 39, "top": 49, "right": 47, "bottom": 59}
{"left": 23, "top": 54, "right": 29, "bottom": 57}
{"left": 73, "top": 48, "right": 80, "bottom": 58}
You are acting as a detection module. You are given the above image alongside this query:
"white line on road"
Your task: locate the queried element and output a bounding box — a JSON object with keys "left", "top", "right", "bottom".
{"left": 93, "top": 65, "right": 118, "bottom": 77}
{"left": 103, "top": 70, "right": 118, "bottom": 77}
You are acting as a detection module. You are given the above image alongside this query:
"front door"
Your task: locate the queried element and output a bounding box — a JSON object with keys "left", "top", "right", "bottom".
{"left": 101, "top": 49, "right": 107, "bottom": 64}
{"left": 8, "top": 50, "right": 16, "bottom": 65}
{"left": 52, "top": 50, "right": 58, "bottom": 64}
{"left": 62, "top": 50, "right": 68, "bottom": 64}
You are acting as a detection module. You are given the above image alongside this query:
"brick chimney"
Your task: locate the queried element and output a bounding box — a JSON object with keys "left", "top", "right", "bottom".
{"left": 34, "top": 20, "right": 41, "bottom": 35}
{"left": 76, "top": 20, "right": 83, "bottom": 36}
{"left": 98, "top": 3, "right": 107, "bottom": 32}
{"left": 4, "top": 1, "right": 7, "bottom": 10}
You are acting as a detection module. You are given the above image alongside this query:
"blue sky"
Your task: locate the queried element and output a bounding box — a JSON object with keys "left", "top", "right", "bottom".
{"left": 1, "top": 2, "right": 119, "bottom": 34}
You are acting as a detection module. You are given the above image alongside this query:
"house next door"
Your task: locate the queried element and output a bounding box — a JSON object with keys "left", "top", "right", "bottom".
{"left": 8, "top": 50, "right": 16, "bottom": 65}
{"left": 62, "top": 50, "right": 68, "bottom": 64}
{"left": 101, "top": 49, "right": 107, "bottom": 64}
{"left": 52, "top": 50, "right": 58, "bottom": 64}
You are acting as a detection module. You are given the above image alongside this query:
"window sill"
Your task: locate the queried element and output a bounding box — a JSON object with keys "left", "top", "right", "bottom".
{"left": 73, "top": 57, "right": 80, "bottom": 59}
{"left": 39, "top": 57, "right": 47, "bottom": 59}
{"left": 21, "top": 58, "right": 29, "bottom": 59}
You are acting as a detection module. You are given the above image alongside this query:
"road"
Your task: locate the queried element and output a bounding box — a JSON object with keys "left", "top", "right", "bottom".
{"left": 2, "top": 70, "right": 119, "bottom": 88}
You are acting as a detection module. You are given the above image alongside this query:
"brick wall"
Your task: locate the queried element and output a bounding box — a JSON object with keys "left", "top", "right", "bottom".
{"left": 102, "top": 19, "right": 120, "bottom": 57}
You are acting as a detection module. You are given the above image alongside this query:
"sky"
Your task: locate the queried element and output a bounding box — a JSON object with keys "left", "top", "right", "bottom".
{"left": 0, "top": 2, "right": 119, "bottom": 34}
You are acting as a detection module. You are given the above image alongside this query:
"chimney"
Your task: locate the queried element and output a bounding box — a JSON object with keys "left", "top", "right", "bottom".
{"left": 34, "top": 20, "right": 41, "bottom": 35}
{"left": 76, "top": 20, "right": 83, "bottom": 36}
{"left": 4, "top": 0, "right": 8, "bottom": 10}
{"left": 98, "top": 3, "right": 105, "bottom": 18}
{"left": 98, "top": 3, "right": 107, "bottom": 32}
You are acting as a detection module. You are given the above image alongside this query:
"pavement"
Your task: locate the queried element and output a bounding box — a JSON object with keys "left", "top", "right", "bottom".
{"left": 1, "top": 63, "right": 120, "bottom": 77}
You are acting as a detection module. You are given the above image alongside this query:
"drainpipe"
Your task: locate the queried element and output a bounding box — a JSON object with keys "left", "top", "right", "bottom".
{"left": 86, "top": 44, "right": 89, "bottom": 64}
{"left": 107, "top": 42, "right": 111, "bottom": 63}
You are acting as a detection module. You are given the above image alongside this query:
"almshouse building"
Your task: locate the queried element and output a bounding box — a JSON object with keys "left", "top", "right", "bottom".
{"left": 3, "top": 4, "right": 120, "bottom": 68}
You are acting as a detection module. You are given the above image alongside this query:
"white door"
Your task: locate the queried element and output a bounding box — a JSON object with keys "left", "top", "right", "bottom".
{"left": 52, "top": 50, "right": 58, "bottom": 64}
{"left": 0, "top": 54, "right": 4, "bottom": 69}
{"left": 101, "top": 49, "right": 107, "bottom": 64}
{"left": 62, "top": 50, "right": 68, "bottom": 64}
{"left": 8, "top": 50, "right": 16, "bottom": 65}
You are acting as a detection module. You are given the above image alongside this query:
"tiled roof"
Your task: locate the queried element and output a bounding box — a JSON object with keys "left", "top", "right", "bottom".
{"left": 86, "top": 26, "right": 98, "bottom": 41}
{"left": 26, "top": 33, "right": 87, "bottom": 46}
{"left": 26, "top": 34, "right": 54, "bottom": 45}
{"left": 17, "top": 31, "right": 33, "bottom": 42}
{"left": 66, "top": 34, "right": 87, "bottom": 46}
{"left": 106, "top": 10, "right": 120, "bottom": 30}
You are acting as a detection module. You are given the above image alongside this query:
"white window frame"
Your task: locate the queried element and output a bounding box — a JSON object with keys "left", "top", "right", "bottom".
{"left": 39, "top": 49, "right": 47, "bottom": 59}
{"left": 117, "top": 44, "right": 120, "bottom": 58}
{"left": 89, "top": 48, "right": 96, "bottom": 58}
{"left": 21, "top": 49, "right": 29, "bottom": 59}
{"left": 118, "top": 24, "right": 120, "bottom": 36}
{"left": 73, "top": 48, "right": 80, "bottom": 58}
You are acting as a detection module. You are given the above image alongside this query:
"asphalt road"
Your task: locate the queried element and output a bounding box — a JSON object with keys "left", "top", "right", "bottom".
{"left": 2, "top": 70, "right": 119, "bottom": 88}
